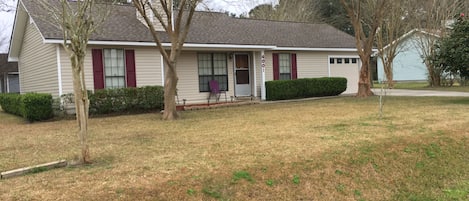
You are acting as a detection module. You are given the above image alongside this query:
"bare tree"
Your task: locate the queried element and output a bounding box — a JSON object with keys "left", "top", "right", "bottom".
{"left": 0, "top": 20, "right": 9, "bottom": 53}
{"left": 249, "top": 0, "right": 322, "bottom": 23}
{"left": 0, "top": 0, "right": 15, "bottom": 12}
{"left": 340, "top": 0, "right": 388, "bottom": 97}
{"left": 38, "top": 0, "right": 111, "bottom": 164}
{"left": 248, "top": 3, "right": 274, "bottom": 19}
{"left": 132, "top": 0, "right": 200, "bottom": 120}
{"left": 409, "top": 0, "right": 464, "bottom": 87}
{"left": 375, "top": 0, "right": 413, "bottom": 88}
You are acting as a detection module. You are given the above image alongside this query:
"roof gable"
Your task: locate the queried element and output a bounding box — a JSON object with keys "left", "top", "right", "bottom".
{"left": 379, "top": 29, "right": 441, "bottom": 52}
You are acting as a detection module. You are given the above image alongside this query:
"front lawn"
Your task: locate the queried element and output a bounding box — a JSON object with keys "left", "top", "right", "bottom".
{"left": 1, "top": 97, "right": 468, "bottom": 200}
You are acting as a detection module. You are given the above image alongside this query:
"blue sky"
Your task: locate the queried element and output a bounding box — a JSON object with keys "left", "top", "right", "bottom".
{"left": 0, "top": 0, "right": 276, "bottom": 53}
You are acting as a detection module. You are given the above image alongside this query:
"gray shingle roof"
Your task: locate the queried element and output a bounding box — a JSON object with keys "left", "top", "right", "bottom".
{"left": 21, "top": 0, "right": 356, "bottom": 49}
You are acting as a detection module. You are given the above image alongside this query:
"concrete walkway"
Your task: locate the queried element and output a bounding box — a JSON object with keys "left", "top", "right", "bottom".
{"left": 371, "top": 89, "right": 469, "bottom": 97}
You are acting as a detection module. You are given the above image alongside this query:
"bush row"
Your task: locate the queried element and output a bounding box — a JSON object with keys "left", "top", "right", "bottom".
{"left": 66, "top": 86, "right": 164, "bottom": 115}
{"left": 0, "top": 93, "right": 53, "bottom": 122}
{"left": 265, "top": 77, "right": 347, "bottom": 101}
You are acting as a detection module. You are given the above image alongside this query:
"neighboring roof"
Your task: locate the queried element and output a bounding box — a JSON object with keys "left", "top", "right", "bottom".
{"left": 17, "top": 0, "right": 357, "bottom": 49}
{"left": 378, "top": 29, "right": 441, "bottom": 52}
{"left": 0, "top": 54, "right": 18, "bottom": 73}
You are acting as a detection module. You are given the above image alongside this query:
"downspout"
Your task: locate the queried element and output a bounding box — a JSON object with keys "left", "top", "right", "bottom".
{"left": 171, "top": 0, "right": 175, "bottom": 32}
{"left": 6, "top": 73, "right": 10, "bottom": 93}
{"left": 56, "top": 45, "right": 63, "bottom": 96}
{"left": 161, "top": 54, "right": 165, "bottom": 85}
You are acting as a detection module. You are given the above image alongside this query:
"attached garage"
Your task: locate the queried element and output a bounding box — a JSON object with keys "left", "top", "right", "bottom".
{"left": 329, "top": 56, "right": 360, "bottom": 94}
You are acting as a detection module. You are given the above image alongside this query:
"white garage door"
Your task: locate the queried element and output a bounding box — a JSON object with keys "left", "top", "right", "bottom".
{"left": 329, "top": 57, "right": 360, "bottom": 94}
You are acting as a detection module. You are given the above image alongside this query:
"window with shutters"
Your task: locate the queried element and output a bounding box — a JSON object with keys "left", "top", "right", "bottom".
{"left": 92, "top": 49, "right": 136, "bottom": 90}
{"left": 198, "top": 53, "right": 228, "bottom": 92}
{"left": 273, "top": 53, "right": 297, "bottom": 80}
{"left": 104, "top": 49, "right": 126, "bottom": 89}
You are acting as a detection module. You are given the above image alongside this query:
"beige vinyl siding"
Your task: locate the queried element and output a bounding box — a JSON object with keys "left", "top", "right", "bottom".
{"left": 18, "top": 19, "right": 58, "bottom": 96}
{"left": 135, "top": 47, "right": 162, "bottom": 87}
{"left": 60, "top": 46, "right": 163, "bottom": 94}
{"left": 59, "top": 47, "right": 94, "bottom": 94}
{"left": 263, "top": 51, "right": 274, "bottom": 82}
{"left": 296, "top": 52, "right": 330, "bottom": 78}
{"left": 278, "top": 51, "right": 358, "bottom": 78}
{"left": 176, "top": 51, "right": 234, "bottom": 104}
{"left": 253, "top": 51, "right": 359, "bottom": 98}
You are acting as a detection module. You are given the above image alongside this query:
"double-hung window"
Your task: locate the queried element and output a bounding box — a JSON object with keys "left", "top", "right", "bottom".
{"left": 198, "top": 53, "right": 228, "bottom": 92}
{"left": 104, "top": 49, "right": 126, "bottom": 89}
{"left": 279, "top": 53, "right": 292, "bottom": 80}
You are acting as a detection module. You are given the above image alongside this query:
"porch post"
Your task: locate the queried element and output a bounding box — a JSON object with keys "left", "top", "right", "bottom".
{"left": 252, "top": 52, "right": 257, "bottom": 98}
{"left": 261, "top": 50, "right": 266, "bottom": 101}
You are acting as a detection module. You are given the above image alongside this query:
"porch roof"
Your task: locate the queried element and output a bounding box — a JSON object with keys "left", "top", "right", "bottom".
{"left": 0, "top": 54, "right": 18, "bottom": 73}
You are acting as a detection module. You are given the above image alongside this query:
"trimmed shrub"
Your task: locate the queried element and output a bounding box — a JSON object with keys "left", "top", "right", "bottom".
{"left": 266, "top": 77, "right": 347, "bottom": 101}
{"left": 22, "top": 93, "right": 54, "bottom": 122}
{"left": 88, "top": 86, "right": 164, "bottom": 115}
{"left": 0, "top": 93, "right": 23, "bottom": 116}
{"left": 0, "top": 93, "right": 53, "bottom": 122}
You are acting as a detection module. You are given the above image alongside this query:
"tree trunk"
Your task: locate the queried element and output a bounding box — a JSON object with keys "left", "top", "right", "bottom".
{"left": 357, "top": 58, "right": 374, "bottom": 97}
{"left": 162, "top": 62, "right": 179, "bottom": 120}
{"left": 71, "top": 54, "right": 91, "bottom": 164}
{"left": 425, "top": 61, "right": 441, "bottom": 87}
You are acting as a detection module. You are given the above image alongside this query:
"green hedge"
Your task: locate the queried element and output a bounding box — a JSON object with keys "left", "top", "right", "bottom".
{"left": 87, "top": 86, "right": 164, "bottom": 115}
{"left": 265, "top": 77, "right": 347, "bottom": 101}
{"left": 0, "top": 93, "right": 53, "bottom": 122}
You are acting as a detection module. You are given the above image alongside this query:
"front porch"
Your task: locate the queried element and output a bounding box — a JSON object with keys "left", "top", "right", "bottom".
{"left": 178, "top": 96, "right": 260, "bottom": 111}
{"left": 173, "top": 50, "right": 268, "bottom": 105}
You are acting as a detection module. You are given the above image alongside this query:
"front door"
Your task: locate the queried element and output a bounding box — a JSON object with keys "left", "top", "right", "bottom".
{"left": 234, "top": 54, "right": 251, "bottom": 97}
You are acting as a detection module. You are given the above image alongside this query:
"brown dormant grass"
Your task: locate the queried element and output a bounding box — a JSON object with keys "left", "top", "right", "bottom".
{"left": 1, "top": 96, "right": 468, "bottom": 200}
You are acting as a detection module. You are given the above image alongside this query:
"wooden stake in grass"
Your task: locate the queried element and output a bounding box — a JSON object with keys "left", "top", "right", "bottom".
{"left": 379, "top": 84, "right": 386, "bottom": 118}
{"left": 1, "top": 160, "right": 67, "bottom": 179}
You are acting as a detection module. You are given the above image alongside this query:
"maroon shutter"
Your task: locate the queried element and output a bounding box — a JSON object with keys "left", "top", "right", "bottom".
{"left": 92, "top": 49, "right": 104, "bottom": 89}
{"left": 125, "top": 50, "right": 137, "bottom": 87}
{"left": 291, "top": 53, "right": 297, "bottom": 80}
{"left": 273, "top": 53, "right": 279, "bottom": 80}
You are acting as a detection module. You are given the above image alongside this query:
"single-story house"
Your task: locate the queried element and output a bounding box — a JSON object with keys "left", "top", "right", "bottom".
{"left": 9, "top": 0, "right": 360, "bottom": 104}
{"left": 377, "top": 29, "right": 440, "bottom": 82}
{"left": 0, "top": 54, "right": 19, "bottom": 93}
